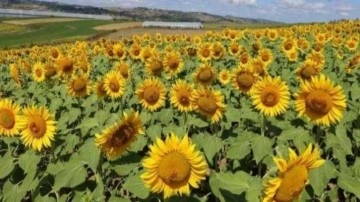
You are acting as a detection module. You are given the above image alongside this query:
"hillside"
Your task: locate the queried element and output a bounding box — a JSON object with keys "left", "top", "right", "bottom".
{"left": 1, "top": 0, "right": 281, "bottom": 24}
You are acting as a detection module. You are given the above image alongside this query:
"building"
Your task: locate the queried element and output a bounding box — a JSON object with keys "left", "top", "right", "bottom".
{"left": 142, "top": 21, "right": 203, "bottom": 29}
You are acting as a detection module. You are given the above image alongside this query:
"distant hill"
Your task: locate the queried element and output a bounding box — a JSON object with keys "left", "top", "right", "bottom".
{"left": 1, "top": 0, "right": 281, "bottom": 24}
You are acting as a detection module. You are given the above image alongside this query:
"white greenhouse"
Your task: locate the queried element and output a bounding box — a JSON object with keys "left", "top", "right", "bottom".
{"left": 142, "top": 21, "right": 203, "bottom": 29}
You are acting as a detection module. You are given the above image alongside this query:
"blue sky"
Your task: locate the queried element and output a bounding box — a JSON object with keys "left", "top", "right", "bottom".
{"left": 41, "top": 0, "right": 360, "bottom": 23}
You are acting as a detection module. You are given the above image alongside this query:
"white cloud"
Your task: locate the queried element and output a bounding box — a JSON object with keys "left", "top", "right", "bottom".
{"left": 226, "top": 0, "right": 256, "bottom": 5}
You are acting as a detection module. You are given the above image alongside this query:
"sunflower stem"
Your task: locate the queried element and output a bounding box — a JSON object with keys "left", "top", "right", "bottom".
{"left": 184, "top": 112, "right": 188, "bottom": 133}
{"left": 261, "top": 114, "right": 267, "bottom": 136}
{"left": 314, "top": 125, "right": 322, "bottom": 145}
{"left": 96, "top": 153, "right": 104, "bottom": 179}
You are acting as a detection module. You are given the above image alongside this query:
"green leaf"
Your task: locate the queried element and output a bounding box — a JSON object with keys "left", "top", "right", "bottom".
{"left": 77, "top": 138, "right": 100, "bottom": 172}
{"left": 335, "top": 125, "right": 352, "bottom": 155}
{"left": 251, "top": 135, "right": 273, "bottom": 164}
{"left": 2, "top": 181, "right": 26, "bottom": 202}
{"left": 68, "top": 107, "right": 81, "bottom": 124}
{"left": 245, "top": 176, "right": 262, "bottom": 202}
{"left": 0, "top": 152, "right": 15, "bottom": 179}
{"left": 53, "top": 160, "right": 87, "bottom": 190}
{"left": 146, "top": 124, "right": 162, "bottom": 142}
{"left": 158, "top": 108, "right": 173, "bottom": 125}
{"left": 128, "top": 135, "right": 147, "bottom": 152}
{"left": 108, "top": 197, "right": 131, "bottom": 202}
{"left": 123, "top": 173, "right": 150, "bottom": 199}
{"left": 18, "top": 150, "right": 41, "bottom": 174}
{"left": 111, "top": 153, "right": 141, "bottom": 176}
{"left": 338, "top": 172, "right": 360, "bottom": 198}
{"left": 202, "top": 135, "right": 223, "bottom": 164}
{"left": 214, "top": 172, "right": 250, "bottom": 195}
{"left": 227, "top": 140, "right": 251, "bottom": 160}
{"left": 309, "top": 161, "right": 337, "bottom": 196}
{"left": 80, "top": 117, "right": 100, "bottom": 136}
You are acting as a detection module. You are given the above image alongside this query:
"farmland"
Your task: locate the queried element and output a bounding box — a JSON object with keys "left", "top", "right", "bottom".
{"left": 0, "top": 16, "right": 360, "bottom": 202}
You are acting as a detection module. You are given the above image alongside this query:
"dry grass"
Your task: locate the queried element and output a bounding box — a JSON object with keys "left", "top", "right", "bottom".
{"left": 2, "top": 18, "right": 83, "bottom": 25}
{"left": 105, "top": 28, "right": 206, "bottom": 39}
{"left": 93, "top": 22, "right": 142, "bottom": 30}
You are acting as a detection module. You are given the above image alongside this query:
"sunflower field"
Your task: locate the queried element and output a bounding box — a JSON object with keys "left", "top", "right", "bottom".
{"left": 1, "top": 19, "right": 360, "bottom": 202}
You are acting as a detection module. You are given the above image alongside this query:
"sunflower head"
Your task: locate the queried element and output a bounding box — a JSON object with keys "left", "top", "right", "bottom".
{"left": 193, "top": 63, "right": 217, "bottom": 86}
{"left": 56, "top": 55, "right": 75, "bottom": 78}
{"left": 198, "top": 43, "right": 212, "bottom": 61}
{"left": 0, "top": 99, "right": 22, "bottom": 137}
{"left": 211, "top": 42, "right": 225, "bottom": 60}
{"left": 103, "top": 70, "right": 126, "bottom": 99}
{"left": 141, "top": 133, "right": 208, "bottom": 199}
{"left": 67, "top": 74, "right": 91, "bottom": 97}
{"left": 32, "top": 62, "right": 46, "bottom": 82}
{"left": 19, "top": 106, "right": 57, "bottom": 151}
{"left": 114, "top": 62, "right": 131, "bottom": 80}
{"left": 145, "top": 54, "right": 164, "bottom": 76}
{"left": 170, "top": 80, "right": 194, "bottom": 112}
{"left": 191, "top": 88, "right": 226, "bottom": 123}
{"left": 94, "top": 78, "right": 107, "bottom": 98}
{"left": 136, "top": 77, "right": 166, "bottom": 112}
{"left": 9, "top": 63, "right": 21, "bottom": 86}
{"left": 95, "top": 111, "right": 143, "bottom": 160}
{"left": 232, "top": 64, "right": 259, "bottom": 94}
{"left": 218, "top": 69, "right": 231, "bottom": 85}
{"left": 163, "top": 51, "right": 184, "bottom": 77}
{"left": 296, "top": 59, "right": 322, "bottom": 81}
{"left": 294, "top": 75, "right": 347, "bottom": 126}
{"left": 263, "top": 144, "right": 325, "bottom": 202}
{"left": 250, "top": 76, "right": 290, "bottom": 117}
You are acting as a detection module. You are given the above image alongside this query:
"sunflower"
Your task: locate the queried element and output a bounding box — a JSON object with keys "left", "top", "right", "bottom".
{"left": 218, "top": 69, "right": 231, "bottom": 85}
{"left": 250, "top": 76, "right": 290, "bottom": 117}
{"left": 140, "top": 47, "right": 154, "bottom": 62}
{"left": 136, "top": 77, "right": 166, "bottom": 111}
{"left": 263, "top": 144, "right": 325, "bottom": 202}
{"left": 9, "top": 63, "right": 21, "bottom": 86}
{"left": 141, "top": 133, "right": 208, "bottom": 199}
{"left": 281, "top": 38, "right": 296, "bottom": 53}
{"left": 232, "top": 65, "right": 259, "bottom": 94}
{"left": 67, "top": 74, "right": 91, "bottom": 97}
{"left": 170, "top": 80, "right": 194, "bottom": 112}
{"left": 268, "top": 29, "right": 278, "bottom": 41}
{"left": 32, "top": 62, "right": 46, "bottom": 82}
{"left": 191, "top": 88, "right": 226, "bottom": 123}
{"left": 145, "top": 54, "right": 164, "bottom": 76}
{"left": 95, "top": 112, "right": 143, "bottom": 160}
{"left": 163, "top": 51, "right": 184, "bottom": 77}
{"left": 285, "top": 49, "right": 298, "bottom": 62}
{"left": 19, "top": 106, "right": 57, "bottom": 151}
{"left": 198, "top": 43, "right": 212, "bottom": 61}
{"left": 251, "top": 58, "right": 268, "bottom": 77}
{"left": 0, "top": 99, "right": 22, "bottom": 137}
{"left": 294, "top": 75, "right": 346, "bottom": 126}
{"left": 94, "top": 79, "right": 107, "bottom": 98}
{"left": 129, "top": 43, "right": 142, "bottom": 60}
{"left": 103, "top": 70, "right": 126, "bottom": 99}
{"left": 295, "top": 59, "right": 322, "bottom": 81}
{"left": 258, "top": 49, "right": 273, "bottom": 65}
{"left": 113, "top": 43, "right": 127, "bottom": 60}
{"left": 56, "top": 55, "right": 75, "bottom": 78}
{"left": 306, "top": 50, "right": 325, "bottom": 68}
{"left": 193, "top": 63, "right": 217, "bottom": 86}
{"left": 345, "top": 54, "right": 360, "bottom": 73}
{"left": 211, "top": 42, "right": 225, "bottom": 60}
{"left": 186, "top": 46, "right": 197, "bottom": 57}
{"left": 239, "top": 52, "right": 250, "bottom": 66}
{"left": 114, "top": 62, "right": 131, "bottom": 80}
{"left": 228, "top": 43, "right": 241, "bottom": 56}
{"left": 345, "top": 38, "right": 358, "bottom": 51}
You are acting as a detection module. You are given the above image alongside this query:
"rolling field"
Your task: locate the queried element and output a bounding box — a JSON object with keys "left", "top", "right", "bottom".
{"left": 0, "top": 18, "right": 359, "bottom": 202}
{"left": 0, "top": 19, "right": 115, "bottom": 48}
